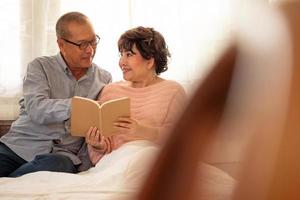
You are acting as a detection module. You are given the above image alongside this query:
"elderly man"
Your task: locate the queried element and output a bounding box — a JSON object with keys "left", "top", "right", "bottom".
{"left": 0, "top": 12, "right": 111, "bottom": 177}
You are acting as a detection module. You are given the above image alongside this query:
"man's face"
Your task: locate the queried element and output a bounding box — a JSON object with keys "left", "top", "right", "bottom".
{"left": 58, "top": 21, "right": 98, "bottom": 70}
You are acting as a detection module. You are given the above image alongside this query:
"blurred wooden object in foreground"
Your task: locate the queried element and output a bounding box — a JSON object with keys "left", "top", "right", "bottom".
{"left": 233, "top": 1, "right": 300, "bottom": 200}
{"left": 137, "top": 1, "right": 298, "bottom": 200}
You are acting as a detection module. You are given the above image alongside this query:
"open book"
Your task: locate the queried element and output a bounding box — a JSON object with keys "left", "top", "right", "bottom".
{"left": 70, "top": 96, "right": 130, "bottom": 137}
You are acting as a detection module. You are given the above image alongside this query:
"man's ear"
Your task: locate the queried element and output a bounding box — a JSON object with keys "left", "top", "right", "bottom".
{"left": 57, "top": 38, "right": 65, "bottom": 54}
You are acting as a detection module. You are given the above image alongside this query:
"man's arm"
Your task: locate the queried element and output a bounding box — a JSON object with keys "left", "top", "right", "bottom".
{"left": 23, "top": 59, "right": 70, "bottom": 124}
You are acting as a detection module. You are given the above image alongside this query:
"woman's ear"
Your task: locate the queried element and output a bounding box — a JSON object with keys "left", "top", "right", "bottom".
{"left": 147, "top": 58, "right": 155, "bottom": 70}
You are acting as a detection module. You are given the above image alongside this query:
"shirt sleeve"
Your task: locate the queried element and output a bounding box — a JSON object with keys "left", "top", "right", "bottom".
{"left": 23, "top": 59, "right": 71, "bottom": 124}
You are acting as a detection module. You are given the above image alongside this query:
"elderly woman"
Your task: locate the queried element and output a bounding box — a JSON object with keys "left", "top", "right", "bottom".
{"left": 85, "top": 26, "right": 187, "bottom": 165}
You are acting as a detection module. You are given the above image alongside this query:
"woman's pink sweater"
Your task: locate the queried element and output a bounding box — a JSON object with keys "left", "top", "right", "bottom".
{"left": 88, "top": 80, "right": 187, "bottom": 165}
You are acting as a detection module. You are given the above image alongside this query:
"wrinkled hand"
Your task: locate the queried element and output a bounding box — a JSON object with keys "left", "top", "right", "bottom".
{"left": 85, "top": 126, "right": 106, "bottom": 149}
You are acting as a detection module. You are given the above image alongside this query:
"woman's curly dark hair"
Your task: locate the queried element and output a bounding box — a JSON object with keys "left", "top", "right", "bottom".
{"left": 118, "top": 26, "right": 171, "bottom": 75}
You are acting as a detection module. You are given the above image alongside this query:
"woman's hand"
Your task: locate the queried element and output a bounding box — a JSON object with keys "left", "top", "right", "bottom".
{"left": 85, "top": 126, "right": 106, "bottom": 150}
{"left": 114, "top": 117, "right": 140, "bottom": 135}
{"left": 114, "top": 117, "right": 158, "bottom": 140}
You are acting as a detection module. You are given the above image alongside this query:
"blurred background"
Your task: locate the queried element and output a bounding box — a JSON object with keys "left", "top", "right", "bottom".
{"left": 0, "top": 0, "right": 272, "bottom": 119}
{"left": 0, "top": 0, "right": 235, "bottom": 119}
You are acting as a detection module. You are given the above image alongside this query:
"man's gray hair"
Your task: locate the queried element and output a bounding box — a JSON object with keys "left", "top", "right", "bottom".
{"left": 56, "top": 11, "right": 89, "bottom": 38}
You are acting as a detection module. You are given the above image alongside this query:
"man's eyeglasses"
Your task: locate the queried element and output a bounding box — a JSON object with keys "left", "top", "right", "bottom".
{"left": 61, "top": 35, "right": 100, "bottom": 50}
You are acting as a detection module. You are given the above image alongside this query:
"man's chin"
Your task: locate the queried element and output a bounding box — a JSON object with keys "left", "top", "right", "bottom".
{"left": 81, "top": 62, "right": 93, "bottom": 68}
{"left": 81, "top": 58, "right": 93, "bottom": 66}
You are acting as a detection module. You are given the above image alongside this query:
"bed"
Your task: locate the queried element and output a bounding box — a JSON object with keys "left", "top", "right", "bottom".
{"left": 0, "top": 140, "right": 235, "bottom": 200}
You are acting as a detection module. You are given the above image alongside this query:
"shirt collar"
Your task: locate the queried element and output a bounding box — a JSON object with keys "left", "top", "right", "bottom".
{"left": 56, "top": 52, "right": 70, "bottom": 74}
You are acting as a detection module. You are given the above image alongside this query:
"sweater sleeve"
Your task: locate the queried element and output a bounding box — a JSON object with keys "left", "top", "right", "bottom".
{"left": 156, "top": 85, "right": 187, "bottom": 144}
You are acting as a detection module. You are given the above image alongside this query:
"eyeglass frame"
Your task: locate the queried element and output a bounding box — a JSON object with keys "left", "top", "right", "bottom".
{"left": 61, "top": 35, "right": 100, "bottom": 50}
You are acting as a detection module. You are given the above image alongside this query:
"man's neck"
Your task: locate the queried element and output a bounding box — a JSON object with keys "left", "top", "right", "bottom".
{"left": 60, "top": 53, "right": 88, "bottom": 80}
{"left": 69, "top": 67, "right": 88, "bottom": 80}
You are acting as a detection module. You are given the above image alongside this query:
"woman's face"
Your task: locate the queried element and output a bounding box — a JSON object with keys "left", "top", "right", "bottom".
{"left": 119, "top": 44, "right": 154, "bottom": 82}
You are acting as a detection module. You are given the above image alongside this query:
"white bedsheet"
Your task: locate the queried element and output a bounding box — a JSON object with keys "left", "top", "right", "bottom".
{"left": 0, "top": 140, "right": 235, "bottom": 200}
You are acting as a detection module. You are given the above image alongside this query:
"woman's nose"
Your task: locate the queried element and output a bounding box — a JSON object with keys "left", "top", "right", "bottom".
{"left": 119, "top": 55, "right": 126, "bottom": 65}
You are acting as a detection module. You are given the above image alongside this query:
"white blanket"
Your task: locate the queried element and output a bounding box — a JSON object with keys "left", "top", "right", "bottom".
{"left": 0, "top": 140, "right": 235, "bottom": 200}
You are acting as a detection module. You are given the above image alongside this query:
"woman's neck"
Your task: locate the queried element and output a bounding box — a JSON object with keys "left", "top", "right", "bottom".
{"left": 130, "top": 74, "right": 160, "bottom": 88}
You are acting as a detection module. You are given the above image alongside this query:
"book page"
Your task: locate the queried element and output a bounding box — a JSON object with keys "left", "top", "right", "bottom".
{"left": 100, "top": 97, "right": 130, "bottom": 137}
{"left": 70, "top": 96, "right": 101, "bottom": 137}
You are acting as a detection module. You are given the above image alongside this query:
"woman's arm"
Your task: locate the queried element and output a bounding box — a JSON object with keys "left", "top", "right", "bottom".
{"left": 114, "top": 85, "right": 187, "bottom": 144}
{"left": 156, "top": 86, "right": 187, "bottom": 143}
